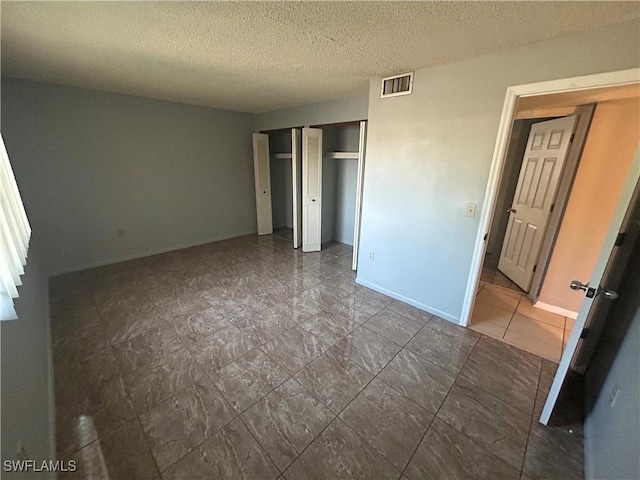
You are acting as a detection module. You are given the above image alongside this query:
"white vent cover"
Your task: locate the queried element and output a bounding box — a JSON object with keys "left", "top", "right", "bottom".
{"left": 380, "top": 72, "right": 413, "bottom": 98}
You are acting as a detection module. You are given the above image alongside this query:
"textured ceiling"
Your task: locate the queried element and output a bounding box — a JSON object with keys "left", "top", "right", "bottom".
{"left": 2, "top": 2, "right": 639, "bottom": 113}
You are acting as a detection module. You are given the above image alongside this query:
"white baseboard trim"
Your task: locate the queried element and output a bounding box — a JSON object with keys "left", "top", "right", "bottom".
{"left": 533, "top": 301, "right": 579, "bottom": 319}
{"left": 355, "top": 277, "right": 461, "bottom": 325}
{"left": 48, "top": 229, "right": 258, "bottom": 277}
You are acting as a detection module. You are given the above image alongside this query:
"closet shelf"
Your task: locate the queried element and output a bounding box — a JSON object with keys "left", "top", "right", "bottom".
{"left": 272, "top": 153, "right": 293, "bottom": 159}
{"left": 325, "top": 151, "right": 359, "bottom": 159}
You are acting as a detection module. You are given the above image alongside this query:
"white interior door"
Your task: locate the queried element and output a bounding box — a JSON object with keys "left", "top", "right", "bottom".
{"left": 540, "top": 147, "right": 640, "bottom": 425}
{"left": 302, "top": 128, "right": 322, "bottom": 252}
{"left": 352, "top": 121, "right": 367, "bottom": 270}
{"left": 498, "top": 115, "right": 577, "bottom": 291}
{"left": 292, "top": 129, "right": 303, "bottom": 248}
{"left": 252, "top": 133, "right": 273, "bottom": 236}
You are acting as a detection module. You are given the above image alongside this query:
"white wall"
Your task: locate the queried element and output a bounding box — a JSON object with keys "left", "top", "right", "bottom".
{"left": 357, "top": 19, "right": 640, "bottom": 322}
{"left": 1, "top": 77, "right": 257, "bottom": 275}
{"left": 254, "top": 96, "right": 368, "bottom": 132}
{"left": 1, "top": 247, "right": 55, "bottom": 477}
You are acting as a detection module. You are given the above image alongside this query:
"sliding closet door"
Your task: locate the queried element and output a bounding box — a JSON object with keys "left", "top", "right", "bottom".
{"left": 302, "top": 128, "right": 322, "bottom": 252}
{"left": 252, "top": 133, "right": 273, "bottom": 235}
{"left": 292, "top": 128, "right": 303, "bottom": 248}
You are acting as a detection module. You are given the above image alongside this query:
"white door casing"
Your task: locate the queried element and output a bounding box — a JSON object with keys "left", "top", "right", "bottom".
{"left": 540, "top": 147, "right": 640, "bottom": 425}
{"left": 352, "top": 121, "right": 367, "bottom": 270}
{"left": 498, "top": 115, "right": 577, "bottom": 291}
{"left": 252, "top": 133, "right": 273, "bottom": 235}
{"left": 292, "top": 128, "right": 303, "bottom": 248}
{"left": 302, "top": 128, "right": 323, "bottom": 252}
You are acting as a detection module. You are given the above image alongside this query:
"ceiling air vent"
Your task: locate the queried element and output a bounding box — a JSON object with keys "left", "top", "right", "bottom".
{"left": 380, "top": 72, "right": 413, "bottom": 98}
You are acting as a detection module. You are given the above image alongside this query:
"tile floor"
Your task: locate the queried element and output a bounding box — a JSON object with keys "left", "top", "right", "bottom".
{"left": 471, "top": 266, "right": 575, "bottom": 363}
{"left": 50, "top": 234, "right": 584, "bottom": 479}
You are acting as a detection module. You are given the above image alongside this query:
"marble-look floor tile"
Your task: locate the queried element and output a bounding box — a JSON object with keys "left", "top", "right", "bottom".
{"left": 476, "top": 286, "right": 521, "bottom": 311}
{"left": 405, "top": 418, "right": 520, "bottom": 480}
{"left": 294, "top": 349, "right": 373, "bottom": 414}
{"left": 522, "top": 422, "right": 585, "bottom": 480}
{"left": 105, "top": 307, "right": 172, "bottom": 345}
{"left": 339, "top": 379, "right": 433, "bottom": 470}
{"left": 56, "top": 395, "right": 137, "bottom": 458}
{"left": 242, "top": 379, "right": 334, "bottom": 471}
{"left": 213, "top": 349, "right": 290, "bottom": 413}
{"left": 61, "top": 419, "right": 159, "bottom": 479}
{"left": 459, "top": 336, "right": 541, "bottom": 414}
{"left": 377, "top": 349, "right": 455, "bottom": 414}
{"left": 140, "top": 380, "right": 236, "bottom": 472}
{"left": 405, "top": 317, "right": 480, "bottom": 375}
{"left": 406, "top": 317, "right": 480, "bottom": 374}
{"left": 235, "top": 306, "right": 300, "bottom": 345}
{"left": 327, "top": 295, "right": 382, "bottom": 324}
{"left": 124, "top": 351, "right": 206, "bottom": 414}
{"left": 284, "top": 418, "right": 399, "bottom": 480}
{"left": 385, "top": 300, "right": 432, "bottom": 324}
{"left": 437, "top": 379, "right": 531, "bottom": 470}
{"left": 331, "top": 326, "right": 401, "bottom": 375}
{"left": 112, "top": 326, "right": 187, "bottom": 373}
{"left": 364, "top": 309, "right": 424, "bottom": 346}
{"left": 190, "top": 325, "right": 257, "bottom": 375}
{"left": 349, "top": 288, "right": 393, "bottom": 310}
{"left": 262, "top": 326, "right": 330, "bottom": 374}
{"left": 168, "top": 307, "right": 230, "bottom": 348}
{"left": 162, "top": 418, "right": 279, "bottom": 480}
{"left": 298, "top": 312, "right": 359, "bottom": 346}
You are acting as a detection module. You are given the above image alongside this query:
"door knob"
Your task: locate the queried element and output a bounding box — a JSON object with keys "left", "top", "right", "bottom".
{"left": 570, "top": 280, "right": 589, "bottom": 292}
{"left": 597, "top": 287, "right": 619, "bottom": 300}
{"left": 570, "top": 280, "right": 618, "bottom": 300}
{"left": 507, "top": 207, "right": 517, "bottom": 214}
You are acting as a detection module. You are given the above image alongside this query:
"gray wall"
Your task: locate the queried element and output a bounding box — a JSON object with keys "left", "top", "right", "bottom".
{"left": 321, "top": 152, "right": 336, "bottom": 244}
{"left": 1, "top": 247, "right": 55, "bottom": 478}
{"left": 356, "top": 19, "right": 640, "bottom": 322}
{"left": 334, "top": 159, "right": 358, "bottom": 245}
{"left": 585, "top": 210, "right": 640, "bottom": 480}
{"left": 1, "top": 77, "right": 257, "bottom": 275}
{"left": 270, "top": 157, "right": 293, "bottom": 229}
{"left": 255, "top": 96, "right": 368, "bottom": 132}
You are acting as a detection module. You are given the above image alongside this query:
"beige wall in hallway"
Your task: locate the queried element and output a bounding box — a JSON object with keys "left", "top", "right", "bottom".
{"left": 538, "top": 97, "right": 640, "bottom": 312}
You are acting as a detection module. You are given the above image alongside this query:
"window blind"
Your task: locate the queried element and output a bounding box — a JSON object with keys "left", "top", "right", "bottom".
{"left": 0, "top": 134, "right": 31, "bottom": 320}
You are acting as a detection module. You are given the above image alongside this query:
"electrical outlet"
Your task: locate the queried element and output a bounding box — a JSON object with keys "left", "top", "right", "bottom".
{"left": 117, "top": 229, "right": 125, "bottom": 239}
{"left": 466, "top": 203, "right": 477, "bottom": 218}
{"left": 369, "top": 251, "right": 375, "bottom": 261}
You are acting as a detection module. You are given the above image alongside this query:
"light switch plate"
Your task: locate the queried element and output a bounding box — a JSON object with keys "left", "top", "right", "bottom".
{"left": 466, "top": 203, "right": 477, "bottom": 218}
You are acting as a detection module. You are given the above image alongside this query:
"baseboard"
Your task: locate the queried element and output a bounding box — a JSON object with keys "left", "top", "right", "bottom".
{"left": 533, "top": 301, "right": 579, "bottom": 319}
{"left": 355, "top": 277, "right": 461, "bottom": 325}
{"left": 47, "top": 229, "right": 258, "bottom": 277}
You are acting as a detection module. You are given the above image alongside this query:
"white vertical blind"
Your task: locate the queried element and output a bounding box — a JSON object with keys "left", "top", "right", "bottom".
{"left": 0, "top": 133, "right": 31, "bottom": 320}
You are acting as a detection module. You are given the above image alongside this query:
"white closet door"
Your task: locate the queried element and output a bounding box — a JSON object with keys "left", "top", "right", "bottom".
{"left": 302, "top": 128, "right": 322, "bottom": 252}
{"left": 352, "top": 121, "right": 367, "bottom": 270}
{"left": 252, "top": 133, "right": 273, "bottom": 236}
{"left": 292, "top": 128, "right": 303, "bottom": 248}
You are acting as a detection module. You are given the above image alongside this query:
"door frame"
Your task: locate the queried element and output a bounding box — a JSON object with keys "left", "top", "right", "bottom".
{"left": 460, "top": 68, "right": 640, "bottom": 328}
